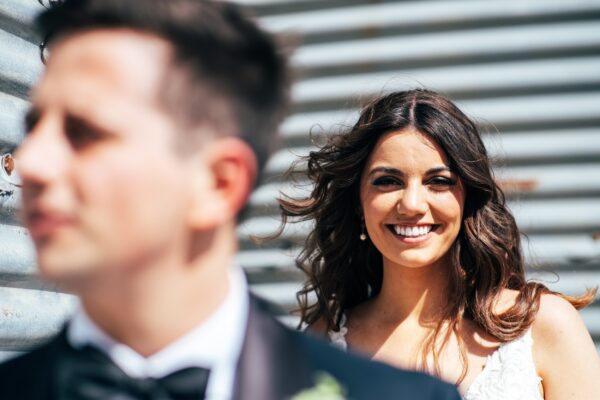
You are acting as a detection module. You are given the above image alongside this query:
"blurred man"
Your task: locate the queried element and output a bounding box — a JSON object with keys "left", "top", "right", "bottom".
{"left": 0, "top": 1, "right": 460, "bottom": 399}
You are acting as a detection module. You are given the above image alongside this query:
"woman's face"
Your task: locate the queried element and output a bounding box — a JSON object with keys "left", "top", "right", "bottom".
{"left": 360, "top": 129, "right": 465, "bottom": 270}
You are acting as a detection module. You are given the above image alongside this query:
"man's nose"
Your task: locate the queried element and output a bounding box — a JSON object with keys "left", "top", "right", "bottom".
{"left": 16, "top": 116, "right": 70, "bottom": 185}
{"left": 396, "top": 182, "right": 428, "bottom": 216}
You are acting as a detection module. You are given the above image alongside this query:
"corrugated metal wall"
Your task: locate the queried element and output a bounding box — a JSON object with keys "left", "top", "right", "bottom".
{"left": 1, "top": 0, "right": 599, "bottom": 361}
{"left": 0, "top": 0, "right": 77, "bottom": 362}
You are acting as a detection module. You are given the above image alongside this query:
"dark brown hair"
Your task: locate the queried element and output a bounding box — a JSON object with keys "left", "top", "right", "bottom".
{"left": 279, "top": 89, "right": 595, "bottom": 381}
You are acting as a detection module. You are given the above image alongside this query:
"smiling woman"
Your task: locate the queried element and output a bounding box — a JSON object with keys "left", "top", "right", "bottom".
{"left": 277, "top": 89, "right": 600, "bottom": 399}
{"left": 359, "top": 129, "right": 464, "bottom": 272}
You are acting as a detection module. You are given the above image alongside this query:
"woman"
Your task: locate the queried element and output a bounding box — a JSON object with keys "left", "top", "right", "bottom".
{"left": 278, "top": 89, "right": 600, "bottom": 399}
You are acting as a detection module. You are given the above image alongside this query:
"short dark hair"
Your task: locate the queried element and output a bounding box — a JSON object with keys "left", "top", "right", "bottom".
{"left": 36, "top": 0, "right": 290, "bottom": 173}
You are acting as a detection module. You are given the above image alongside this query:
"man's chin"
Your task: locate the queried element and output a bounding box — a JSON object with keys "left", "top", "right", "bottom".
{"left": 36, "top": 252, "right": 103, "bottom": 291}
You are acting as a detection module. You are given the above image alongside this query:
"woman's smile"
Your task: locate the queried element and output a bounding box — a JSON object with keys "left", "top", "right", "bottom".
{"left": 385, "top": 223, "right": 441, "bottom": 244}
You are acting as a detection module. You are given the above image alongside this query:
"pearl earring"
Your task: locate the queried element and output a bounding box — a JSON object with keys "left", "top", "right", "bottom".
{"left": 360, "top": 220, "right": 367, "bottom": 241}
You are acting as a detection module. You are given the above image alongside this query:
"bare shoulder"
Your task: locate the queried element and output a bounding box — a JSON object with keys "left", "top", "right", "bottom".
{"left": 530, "top": 293, "right": 600, "bottom": 398}
{"left": 494, "top": 290, "right": 591, "bottom": 346}
{"left": 532, "top": 293, "right": 588, "bottom": 344}
{"left": 306, "top": 316, "right": 330, "bottom": 338}
{"left": 531, "top": 294, "right": 593, "bottom": 370}
{"left": 487, "top": 290, "right": 600, "bottom": 397}
{"left": 494, "top": 289, "right": 582, "bottom": 324}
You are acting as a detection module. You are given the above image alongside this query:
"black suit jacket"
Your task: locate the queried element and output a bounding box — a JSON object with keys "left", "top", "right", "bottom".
{"left": 0, "top": 296, "right": 461, "bottom": 399}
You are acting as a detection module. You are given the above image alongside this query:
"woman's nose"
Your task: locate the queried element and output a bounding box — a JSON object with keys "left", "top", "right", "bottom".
{"left": 396, "top": 183, "right": 428, "bottom": 216}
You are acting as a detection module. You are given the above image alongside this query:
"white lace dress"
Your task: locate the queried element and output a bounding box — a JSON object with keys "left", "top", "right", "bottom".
{"left": 328, "top": 314, "right": 543, "bottom": 400}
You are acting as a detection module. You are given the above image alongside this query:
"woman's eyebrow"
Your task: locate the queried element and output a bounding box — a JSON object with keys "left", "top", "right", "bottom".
{"left": 426, "top": 166, "right": 452, "bottom": 175}
{"left": 368, "top": 166, "right": 404, "bottom": 177}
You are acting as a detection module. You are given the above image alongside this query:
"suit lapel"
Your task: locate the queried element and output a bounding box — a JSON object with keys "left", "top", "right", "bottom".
{"left": 13, "top": 327, "right": 68, "bottom": 400}
{"left": 233, "top": 296, "right": 313, "bottom": 400}
{"left": 5, "top": 299, "right": 316, "bottom": 400}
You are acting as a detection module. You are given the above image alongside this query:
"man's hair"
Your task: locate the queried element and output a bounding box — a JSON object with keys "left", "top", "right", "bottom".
{"left": 36, "top": 0, "right": 290, "bottom": 173}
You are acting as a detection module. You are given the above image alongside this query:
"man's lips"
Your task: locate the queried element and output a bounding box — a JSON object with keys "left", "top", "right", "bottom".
{"left": 26, "top": 211, "right": 74, "bottom": 238}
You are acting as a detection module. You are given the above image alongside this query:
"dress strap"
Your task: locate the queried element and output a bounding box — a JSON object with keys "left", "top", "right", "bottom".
{"left": 328, "top": 312, "right": 349, "bottom": 350}
{"left": 464, "top": 329, "right": 542, "bottom": 400}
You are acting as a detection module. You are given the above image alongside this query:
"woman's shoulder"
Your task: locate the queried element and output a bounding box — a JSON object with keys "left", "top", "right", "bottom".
{"left": 530, "top": 293, "right": 600, "bottom": 396}
{"left": 308, "top": 303, "right": 363, "bottom": 335}
{"left": 494, "top": 289, "right": 584, "bottom": 337}
{"left": 306, "top": 311, "right": 351, "bottom": 349}
{"left": 307, "top": 316, "right": 330, "bottom": 337}
{"left": 528, "top": 294, "right": 587, "bottom": 367}
{"left": 494, "top": 290, "right": 600, "bottom": 388}
{"left": 534, "top": 293, "right": 581, "bottom": 326}
{"left": 531, "top": 293, "right": 589, "bottom": 347}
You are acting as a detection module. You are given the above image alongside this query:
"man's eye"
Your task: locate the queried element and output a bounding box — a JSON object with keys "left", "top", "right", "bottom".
{"left": 372, "top": 177, "right": 402, "bottom": 187}
{"left": 66, "top": 129, "right": 102, "bottom": 149}
{"left": 64, "top": 118, "right": 104, "bottom": 150}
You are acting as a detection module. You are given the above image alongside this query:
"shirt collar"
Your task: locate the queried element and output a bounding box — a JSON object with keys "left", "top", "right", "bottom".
{"left": 67, "top": 265, "right": 249, "bottom": 379}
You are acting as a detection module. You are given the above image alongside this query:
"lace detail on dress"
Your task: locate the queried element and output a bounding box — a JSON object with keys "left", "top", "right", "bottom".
{"left": 328, "top": 312, "right": 348, "bottom": 350}
{"left": 463, "top": 329, "right": 542, "bottom": 400}
{"left": 328, "top": 314, "right": 543, "bottom": 400}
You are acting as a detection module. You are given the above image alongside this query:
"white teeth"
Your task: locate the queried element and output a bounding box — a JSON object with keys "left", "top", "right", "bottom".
{"left": 392, "top": 225, "right": 432, "bottom": 237}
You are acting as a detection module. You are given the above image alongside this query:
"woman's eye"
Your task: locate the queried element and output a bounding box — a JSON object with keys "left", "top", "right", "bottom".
{"left": 372, "top": 177, "right": 402, "bottom": 187}
{"left": 428, "top": 177, "right": 456, "bottom": 188}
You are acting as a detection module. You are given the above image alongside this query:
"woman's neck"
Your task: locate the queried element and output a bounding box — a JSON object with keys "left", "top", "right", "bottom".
{"left": 370, "top": 258, "right": 451, "bottom": 327}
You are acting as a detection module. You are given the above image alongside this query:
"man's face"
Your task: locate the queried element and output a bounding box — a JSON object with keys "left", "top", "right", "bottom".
{"left": 18, "top": 29, "right": 201, "bottom": 286}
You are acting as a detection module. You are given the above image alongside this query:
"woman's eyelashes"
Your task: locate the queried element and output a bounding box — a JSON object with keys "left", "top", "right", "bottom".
{"left": 372, "top": 176, "right": 401, "bottom": 187}
{"left": 427, "top": 176, "right": 457, "bottom": 189}
{"left": 371, "top": 175, "right": 457, "bottom": 190}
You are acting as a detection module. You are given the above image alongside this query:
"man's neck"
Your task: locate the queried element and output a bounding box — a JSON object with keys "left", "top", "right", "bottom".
{"left": 78, "top": 241, "right": 234, "bottom": 357}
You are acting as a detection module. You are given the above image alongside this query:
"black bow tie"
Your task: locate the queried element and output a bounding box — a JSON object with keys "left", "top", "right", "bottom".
{"left": 56, "top": 344, "right": 210, "bottom": 400}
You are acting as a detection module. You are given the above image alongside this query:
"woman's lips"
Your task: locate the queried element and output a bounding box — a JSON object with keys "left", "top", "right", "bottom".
{"left": 386, "top": 224, "right": 440, "bottom": 244}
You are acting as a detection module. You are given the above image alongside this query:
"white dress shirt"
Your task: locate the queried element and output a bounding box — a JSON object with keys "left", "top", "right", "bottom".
{"left": 68, "top": 266, "right": 249, "bottom": 400}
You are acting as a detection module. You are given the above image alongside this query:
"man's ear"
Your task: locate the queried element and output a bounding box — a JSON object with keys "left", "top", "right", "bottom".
{"left": 188, "top": 136, "right": 257, "bottom": 230}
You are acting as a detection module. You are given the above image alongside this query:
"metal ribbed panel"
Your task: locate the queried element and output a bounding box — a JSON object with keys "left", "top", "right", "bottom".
{"left": 0, "top": 0, "right": 48, "bottom": 361}
{"left": 0, "top": 0, "right": 599, "bottom": 360}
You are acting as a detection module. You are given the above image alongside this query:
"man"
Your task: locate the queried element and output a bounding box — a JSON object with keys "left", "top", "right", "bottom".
{"left": 0, "top": 1, "right": 461, "bottom": 399}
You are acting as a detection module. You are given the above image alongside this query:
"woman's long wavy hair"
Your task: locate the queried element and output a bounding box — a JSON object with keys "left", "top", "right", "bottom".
{"left": 278, "top": 89, "right": 596, "bottom": 382}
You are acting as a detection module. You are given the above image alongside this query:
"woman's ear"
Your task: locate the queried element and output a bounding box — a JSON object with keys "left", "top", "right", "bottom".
{"left": 187, "top": 136, "right": 257, "bottom": 230}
